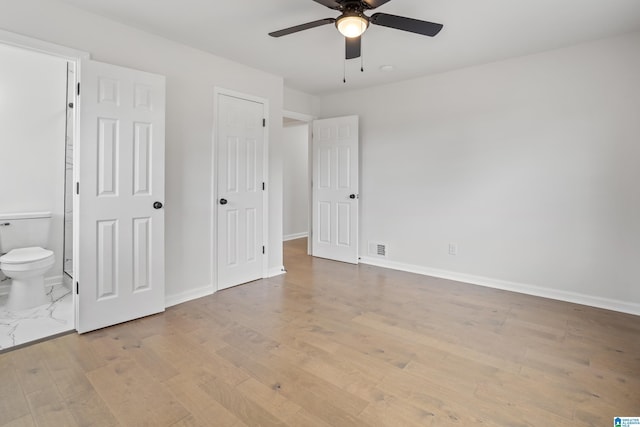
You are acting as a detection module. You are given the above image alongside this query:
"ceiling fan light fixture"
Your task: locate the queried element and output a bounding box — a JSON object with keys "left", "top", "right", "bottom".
{"left": 336, "top": 14, "right": 369, "bottom": 38}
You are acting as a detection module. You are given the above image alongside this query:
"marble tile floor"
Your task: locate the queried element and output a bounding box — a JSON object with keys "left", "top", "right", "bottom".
{"left": 0, "top": 283, "right": 73, "bottom": 351}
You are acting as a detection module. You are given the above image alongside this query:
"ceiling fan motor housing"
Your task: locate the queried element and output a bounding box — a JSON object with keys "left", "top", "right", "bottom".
{"left": 337, "top": 0, "right": 379, "bottom": 11}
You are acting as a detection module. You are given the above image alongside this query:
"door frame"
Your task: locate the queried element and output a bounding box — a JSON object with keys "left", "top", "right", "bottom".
{"left": 283, "top": 110, "right": 315, "bottom": 255}
{"left": 0, "top": 29, "right": 89, "bottom": 332}
{"left": 212, "top": 87, "right": 270, "bottom": 291}
{"left": 283, "top": 112, "right": 361, "bottom": 261}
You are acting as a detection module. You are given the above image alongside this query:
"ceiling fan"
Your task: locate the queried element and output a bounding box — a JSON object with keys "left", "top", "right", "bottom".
{"left": 268, "top": 0, "right": 443, "bottom": 60}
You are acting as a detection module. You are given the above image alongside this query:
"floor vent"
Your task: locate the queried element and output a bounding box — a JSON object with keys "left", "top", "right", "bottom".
{"left": 368, "top": 242, "right": 387, "bottom": 257}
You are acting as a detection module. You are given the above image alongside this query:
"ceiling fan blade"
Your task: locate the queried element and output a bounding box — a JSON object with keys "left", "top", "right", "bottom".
{"left": 345, "top": 36, "right": 361, "bottom": 59}
{"left": 370, "top": 13, "right": 443, "bottom": 37}
{"left": 269, "top": 18, "right": 336, "bottom": 37}
{"left": 311, "top": 0, "right": 342, "bottom": 10}
{"left": 361, "top": 0, "right": 393, "bottom": 9}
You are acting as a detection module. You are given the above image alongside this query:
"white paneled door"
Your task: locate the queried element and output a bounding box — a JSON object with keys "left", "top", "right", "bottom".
{"left": 312, "top": 116, "right": 359, "bottom": 264}
{"left": 216, "top": 93, "right": 266, "bottom": 290}
{"left": 77, "top": 59, "right": 165, "bottom": 333}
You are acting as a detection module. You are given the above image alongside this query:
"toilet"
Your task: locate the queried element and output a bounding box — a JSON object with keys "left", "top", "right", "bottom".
{"left": 0, "top": 212, "right": 55, "bottom": 311}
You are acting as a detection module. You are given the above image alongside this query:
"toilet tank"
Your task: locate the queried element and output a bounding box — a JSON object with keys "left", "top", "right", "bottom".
{"left": 0, "top": 212, "right": 52, "bottom": 254}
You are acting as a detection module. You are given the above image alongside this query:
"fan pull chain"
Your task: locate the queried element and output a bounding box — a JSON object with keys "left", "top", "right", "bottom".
{"left": 361, "top": 39, "right": 364, "bottom": 72}
{"left": 343, "top": 58, "right": 346, "bottom": 83}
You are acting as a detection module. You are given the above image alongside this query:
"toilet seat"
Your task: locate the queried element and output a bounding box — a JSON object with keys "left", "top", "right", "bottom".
{"left": 0, "top": 247, "right": 55, "bottom": 271}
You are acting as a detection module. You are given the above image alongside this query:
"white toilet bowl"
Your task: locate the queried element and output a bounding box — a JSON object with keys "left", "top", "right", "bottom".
{"left": 0, "top": 247, "right": 55, "bottom": 311}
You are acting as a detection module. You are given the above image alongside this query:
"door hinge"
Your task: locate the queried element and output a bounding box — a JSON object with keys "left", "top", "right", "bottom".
{"left": 262, "top": 118, "right": 266, "bottom": 127}
{"left": 262, "top": 182, "right": 265, "bottom": 191}
{"left": 262, "top": 246, "right": 265, "bottom": 255}
{"left": 76, "top": 182, "right": 79, "bottom": 195}
{"left": 76, "top": 282, "right": 79, "bottom": 295}
{"left": 77, "top": 82, "right": 80, "bottom": 96}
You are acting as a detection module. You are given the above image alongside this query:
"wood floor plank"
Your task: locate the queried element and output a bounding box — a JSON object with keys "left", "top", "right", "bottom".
{"left": 198, "top": 377, "right": 287, "bottom": 427}
{"left": 54, "top": 333, "right": 107, "bottom": 373}
{"left": 216, "top": 345, "right": 370, "bottom": 427}
{"left": 235, "top": 377, "right": 302, "bottom": 423}
{"left": 64, "top": 388, "right": 120, "bottom": 427}
{"left": 282, "top": 409, "right": 334, "bottom": 427}
{"left": 0, "top": 354, "right": 32, "bottom": 425}
{"left": 12, "top": 345, "right": 54, "bottom": 395}
{"left": 268, "top": 339, "right": 381, "bottom": 401}
{"left": 40, "top": 339, "right": 94, "bottom": 400}
{"left": 25, "top": 386, "right": 78, "bottom": 427}
{"left": 164, "top": 373, "right": 243, "bottom": 427}
{"left": 0, "top": 415, "right": 36, "bottom": 427}
{"left": 358, "top": 388, "right": 440, "bottom": 427}
{"left": 142, "top": 333, "right": 250, "bottom": 386}
{"left": 86, "top": 359, "right": 188, "bottom": 427}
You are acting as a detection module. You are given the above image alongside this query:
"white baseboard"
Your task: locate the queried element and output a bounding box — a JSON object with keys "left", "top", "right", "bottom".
{"left": 164, "top": 268, "right": 286, "bottom": 309}
{"left": 267, "top": 266, "right": 286, "bottom": 278}
{"left": 283, "top": 232, "right": 308, "bottom": 242}
{"left": 359, "top": 256, "right": 640, "bottom": 316}
{"left": 165, "top": 284, "right": 214, "bottom": 308}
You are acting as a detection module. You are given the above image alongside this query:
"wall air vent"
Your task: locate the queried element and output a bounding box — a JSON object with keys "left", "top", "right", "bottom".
{"left": 368, "top": 242, "right": 387, "bottom": 258}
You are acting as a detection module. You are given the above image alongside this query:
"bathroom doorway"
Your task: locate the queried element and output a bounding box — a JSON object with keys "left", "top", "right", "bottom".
{"left": 0, "top": 39, "right": 77, "bottom": 351}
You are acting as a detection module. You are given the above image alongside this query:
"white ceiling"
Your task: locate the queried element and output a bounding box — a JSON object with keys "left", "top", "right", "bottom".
{"left": 59, "top": 0, "right": 640, "bottom": 95}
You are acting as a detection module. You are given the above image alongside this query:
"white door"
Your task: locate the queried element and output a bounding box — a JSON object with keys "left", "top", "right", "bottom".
{"left": 312, "top": 115, "right": 359, "bottom": 264}
{"left": 216, "top": 93, "right": 266, "bottom": 290}
{"left": 77, "top": 59, "right": 166, "bottom": 333}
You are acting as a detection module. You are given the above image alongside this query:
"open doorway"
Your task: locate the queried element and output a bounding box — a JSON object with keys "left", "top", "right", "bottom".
{"left": 0, "top": 40, "right": 76, "bottom": 350}
{"left": 282, "top": 111, "right": 313, "bottom": 252}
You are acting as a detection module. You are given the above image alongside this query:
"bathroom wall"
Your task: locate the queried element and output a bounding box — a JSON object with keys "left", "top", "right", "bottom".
{"left": 0, "top": 42, "right": 67, "bottom": 287}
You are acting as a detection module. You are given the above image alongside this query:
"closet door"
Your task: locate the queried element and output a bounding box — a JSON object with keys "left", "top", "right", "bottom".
{"left": 216, "top": 93, "right": 267, "bottom": 290}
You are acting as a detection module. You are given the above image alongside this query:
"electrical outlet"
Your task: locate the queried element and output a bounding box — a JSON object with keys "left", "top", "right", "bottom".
{"left": 448, "top": 243, "right": 458, "bottom": 256}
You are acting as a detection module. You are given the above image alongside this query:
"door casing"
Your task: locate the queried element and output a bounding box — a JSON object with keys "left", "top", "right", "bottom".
{"left": 281, "top": 112, "right": 360, "bottom": 263}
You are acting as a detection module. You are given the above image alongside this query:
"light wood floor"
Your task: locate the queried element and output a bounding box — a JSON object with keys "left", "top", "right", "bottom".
{"left": 1, "top": 238, "right": 639, "bottom": 426}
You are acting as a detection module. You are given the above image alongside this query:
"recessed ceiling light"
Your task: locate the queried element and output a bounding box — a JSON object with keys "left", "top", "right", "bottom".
{"left": 379, "top": 65, "right": 395, "bottom": 72}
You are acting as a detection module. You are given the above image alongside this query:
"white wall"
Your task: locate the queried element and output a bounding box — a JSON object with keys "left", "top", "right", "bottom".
{"left": 0, "top": 43, "right": 67, "bottom": 284}
{"left": 318, "top": 32, "right": 640, "bottom": 313}
{"left": 284, "top": 87, "right": 320, "bottom": 117}
{"left": 0, "top": 0, "right": 285, "bottom": 304}
{"left": 282, "top": 123, "right": 309, "bottom": 240}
